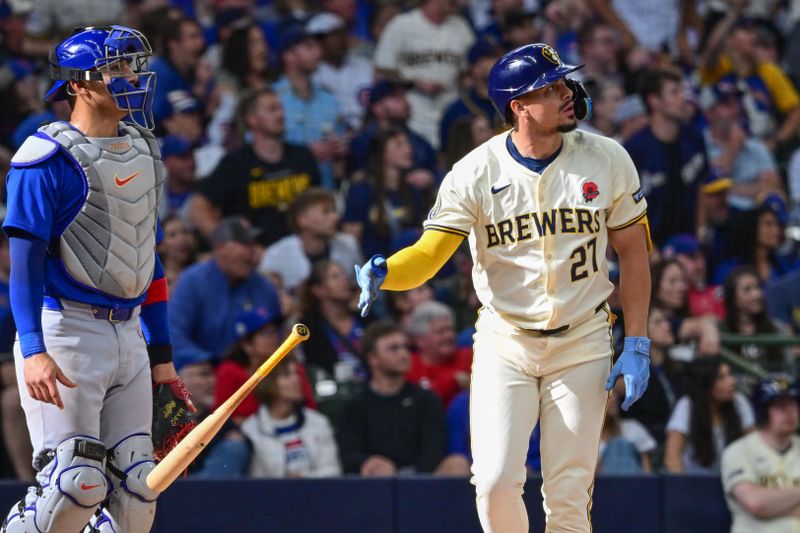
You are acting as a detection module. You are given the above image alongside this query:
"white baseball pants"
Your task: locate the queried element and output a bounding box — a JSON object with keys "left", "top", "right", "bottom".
{"left": 470, "top": 307, "right": 613, "bottom": 533}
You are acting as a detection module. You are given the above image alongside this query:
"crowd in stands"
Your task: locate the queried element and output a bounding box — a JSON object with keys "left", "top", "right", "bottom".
{"left": 0, "top": 0, "right": 798, "bottom": 483}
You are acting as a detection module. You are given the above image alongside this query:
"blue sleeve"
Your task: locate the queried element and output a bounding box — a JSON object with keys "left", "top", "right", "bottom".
{"left": 445, "top": 392, "right": 471, "bottom": 457}
{"left": 139, "top": 254, "right": 171, "bottom": 347}
{"left": 8, "top": 236, "right": 47, "bottom": 357}
{"left": 169, "top": 270, "right": 215, "bottom": 368}
{"left": 4, "top": 165, "right": 58, "bottom": 242}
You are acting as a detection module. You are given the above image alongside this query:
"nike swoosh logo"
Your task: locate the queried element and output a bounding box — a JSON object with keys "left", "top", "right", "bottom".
{"left": 491, "top": 184, "right": 511, "bottom": 194}
{"left": 114, "top": 171, "right": 141, "bottom": 187}
{"left": 80, "top": 482, "right": 102, "bottom": 490}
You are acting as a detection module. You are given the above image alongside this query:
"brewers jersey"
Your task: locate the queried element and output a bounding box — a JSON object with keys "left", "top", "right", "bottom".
{"left": 722, "top": 432, "right": 800, "bottom": 533}
{"left": 424, "top": 129, "right": 647, "bottom": 331}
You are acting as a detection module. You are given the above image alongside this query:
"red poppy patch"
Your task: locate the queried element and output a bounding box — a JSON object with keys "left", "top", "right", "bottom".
{"left": 582, "top": 181, "right": 599, "bottom": 202}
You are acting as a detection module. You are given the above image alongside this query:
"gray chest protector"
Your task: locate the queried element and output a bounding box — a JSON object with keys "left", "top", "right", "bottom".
{"left": 40, "top": 122, "right": 164, "bottom": 299}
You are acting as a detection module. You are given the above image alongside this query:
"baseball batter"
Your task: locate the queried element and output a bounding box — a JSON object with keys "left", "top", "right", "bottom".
{"left": 356, "top": 44, "right": 653, "bottom": 532}
{"left": 721, "top": 374, "right": 800, "bottom": 533}
{"left": 1, "top": 26, "right": 194, "bottom": 533}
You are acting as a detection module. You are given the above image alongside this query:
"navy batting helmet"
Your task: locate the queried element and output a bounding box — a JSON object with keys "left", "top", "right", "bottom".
{"left": 488, "top": 43, "right": 591, "bottom": 123}
{"left": 752, "top": 373, "right": 800, "bottom": 424}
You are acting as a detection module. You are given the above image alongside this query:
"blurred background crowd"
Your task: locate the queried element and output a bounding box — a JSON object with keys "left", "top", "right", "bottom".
{"left": 0, "top": 0, "right": 797, "bottom": 483}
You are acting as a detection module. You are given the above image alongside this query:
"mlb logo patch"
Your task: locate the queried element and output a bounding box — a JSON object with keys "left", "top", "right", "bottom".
{"left": 632, "top": 187, "right": 645, "bottom": 204}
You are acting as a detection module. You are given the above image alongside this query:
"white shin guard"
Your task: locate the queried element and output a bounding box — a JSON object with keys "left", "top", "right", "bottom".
{"left": 103, "top": 434, "right": 158, "bottom": 533}
{"left": 3, "top": 437, "right": 110, "bottom": 533}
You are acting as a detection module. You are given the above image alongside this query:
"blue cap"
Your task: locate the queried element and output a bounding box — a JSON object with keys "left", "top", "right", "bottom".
{"left": 760, "top": 193, "right": 789, "bottom": 226}
{"left": 468, "top": 37, "right": 501, "bottom": 65}
{"left": 488, "top": 43, "right": 583, "bottom": 118}
{"left": 368, "top": 79, "right": 410, "bottom": 106}
{"left": 160, "top": 135, "right": 193, "bottom": 158}
{"left": 278, "top": 25, "right": 312, "bottom": 54}
{"left": 233, "top": 306, "right": 283, "bottom": 339}
{"left": 662, "top": 234, "right": 700, "bottom": 257}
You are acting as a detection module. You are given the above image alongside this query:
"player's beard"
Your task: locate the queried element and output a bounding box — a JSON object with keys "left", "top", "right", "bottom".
{"left": 557, "top": 120, "right": 578, "bottom": 133}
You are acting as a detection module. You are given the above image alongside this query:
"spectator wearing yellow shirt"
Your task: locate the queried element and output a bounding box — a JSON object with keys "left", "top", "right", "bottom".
{"left": 700, "top": 8, "right": 800, "bottom": 154}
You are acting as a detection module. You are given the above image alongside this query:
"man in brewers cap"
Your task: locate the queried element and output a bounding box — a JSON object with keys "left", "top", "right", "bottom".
{"left": 721, "top": 373, "right": 800, "bottom": 532}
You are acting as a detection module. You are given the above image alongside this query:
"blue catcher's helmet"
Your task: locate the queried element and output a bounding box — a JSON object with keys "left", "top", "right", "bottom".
{"left": 752, "top": 373, "right": 800, "bottom": 425}
{"left": 46, "top": 25, "right": 157, "bottom": 130}
{"left": 488, "top": 43, "right": 592, "bottom": 123}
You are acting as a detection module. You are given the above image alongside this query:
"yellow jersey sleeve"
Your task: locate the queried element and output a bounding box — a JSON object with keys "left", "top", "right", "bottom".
{"left": 382, "top": 229, "right": 464, "bottom": 291}
{"left": 757, "top": 62, "right": 800, "bottom": 114}
{"left": 699, "top": 55, "right": 732, "bottom": 85}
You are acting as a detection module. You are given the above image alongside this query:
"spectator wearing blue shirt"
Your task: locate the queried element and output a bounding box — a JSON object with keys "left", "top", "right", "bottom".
{"left": 151, "top": 16, "right": 207, "bottom": 125}
{"left": 273, "top": 26, "right": 346, "bottom": 190}
{"left": 439, "top": 37, "right": 504, "bottom": 155}
{"left": 348, "top": 79, "right": 438, "bottom": 177}
{"left": 170, "top": 216, "right": 281, "bottom": 369}
{"left": 701, "top": 81, "right": 781, "bottom": 211}
{"left": 626, "top": 69, "right": 710, "bottom": 246}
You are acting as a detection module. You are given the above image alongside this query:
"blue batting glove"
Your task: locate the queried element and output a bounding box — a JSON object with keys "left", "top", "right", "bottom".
{"left": 354, "top": 255, "right": 388, "bottom": 318}
{"left": 605, "top": 336, "right": 651, "bottom": 411}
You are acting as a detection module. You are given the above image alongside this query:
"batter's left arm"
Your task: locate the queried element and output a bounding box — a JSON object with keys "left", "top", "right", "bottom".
{"left": 608, "top": 222, "right": 650, "bottom": 337}
{"left": 606, "top": 221, "right": 652, "bottom": 410}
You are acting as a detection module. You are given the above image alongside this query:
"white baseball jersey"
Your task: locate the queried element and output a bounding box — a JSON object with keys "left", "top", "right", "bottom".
{"left": 373, "top": 8, "right": 475, "bottom": 148}
{"left": 721, "top": 431, "right": 800, "bottom": 533}
{"left": 424, "top": 129, "right": 647, "bottom": 331}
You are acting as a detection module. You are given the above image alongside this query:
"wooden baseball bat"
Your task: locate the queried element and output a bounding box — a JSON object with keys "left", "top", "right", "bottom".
{"left": 146, "top": 323, "right": 310, "bottom": 492}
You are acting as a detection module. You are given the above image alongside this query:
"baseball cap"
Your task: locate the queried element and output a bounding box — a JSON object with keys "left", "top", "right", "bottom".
{"left": 662, "top": 234, "right": 700, "bottom": 257}
{"left": 760, "top": 192, "right": 789, "bottom": 226}
{"left": 233, "top": 306, "right": 283, "bottom": 339}
{"left": 699, "top": 80, "right": 742, "bottom": 110}
{"left": 468, "top": 37, "right": 502, "bottom": 65}
{"left": 160, "top": 135, "right": 193, "bottom": 158}
{"left": 210, "top": 216, "right": 262, "bottom": 246}
{"left": 701, "top": 169, "right": 734, "bottom": 194}
{"left": 165, "top": 90, "right": 203, "bottom": 117}
{"left": 368, "top": 79, "right": 411, "bottom": 106}
{"left": 306, "top": 12, "right": 346, "bottom": 35}
{"left": 278, "top": 25, "right": 312, "bottom": 53}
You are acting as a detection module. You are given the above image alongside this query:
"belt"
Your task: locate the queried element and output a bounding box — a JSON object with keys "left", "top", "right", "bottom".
{"left": 528, "top": 302, "right": 606, "bottom": 336}
{"left": 43, "top": 296, "right": 135, "bottom": 322}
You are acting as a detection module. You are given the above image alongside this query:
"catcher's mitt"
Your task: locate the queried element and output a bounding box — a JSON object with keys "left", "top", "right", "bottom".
{"left": 152, "top": 377, "right": 198, "bottom": 461}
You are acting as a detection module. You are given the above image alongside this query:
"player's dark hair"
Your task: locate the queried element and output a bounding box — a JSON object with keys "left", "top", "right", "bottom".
{"left": 636, "top": 68, "right": 682, "bottom": 114}
{"left": 685, "top": 357, "right": 744, "bottom": 467}
{"left": 287, "top": 187, "right": 336, "bottom": 233}
{"left": 651, "top": 259, "right": 690, "bottom": 319}
{"left": 361, "top": 320, "right": 404, "bottom": 359}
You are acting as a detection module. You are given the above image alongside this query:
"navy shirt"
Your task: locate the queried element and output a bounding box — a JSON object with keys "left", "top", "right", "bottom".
{"left": 624, "top": 124, "right": 709, "bottom": 246}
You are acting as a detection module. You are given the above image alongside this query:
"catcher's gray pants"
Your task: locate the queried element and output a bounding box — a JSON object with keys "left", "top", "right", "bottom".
{"left": 13, "top": 298, "right": 154, "bottom": 530}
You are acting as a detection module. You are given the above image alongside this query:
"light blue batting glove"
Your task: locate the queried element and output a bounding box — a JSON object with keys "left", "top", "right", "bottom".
{"left": 354, "top": 255, "right": 388, "bottom": 318}
{"left": 605, "top": 336, "right": 651, "bottom": 411}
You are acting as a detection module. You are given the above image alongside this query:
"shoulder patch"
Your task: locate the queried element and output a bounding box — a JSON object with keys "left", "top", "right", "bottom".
{"left": 632, "top": 187, "right": 645, "bottom": 204}
{"left": 10, "top": 133, "right": 59, "bottom": 167}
